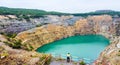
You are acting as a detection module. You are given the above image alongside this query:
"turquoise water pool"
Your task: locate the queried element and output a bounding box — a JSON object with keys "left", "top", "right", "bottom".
{"left": 36, "top": 35, "right": 109, "bottom": 63}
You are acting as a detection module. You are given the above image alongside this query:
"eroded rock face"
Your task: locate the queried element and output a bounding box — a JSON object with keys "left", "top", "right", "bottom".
{"left": 16, "top": 24, "right": 75, "bottom": 50}
{"left": 114, "top": 17, "right": 120, "bottom": 36}
{"left": 116, "top": 24, "right": 120, "bottom": 36}
{"left": 1, "top": 15, "right": 119, "bottom": 65}
{"left": 0, "top": 15, "right": 80, "bottom": 34}
{"left": 94, "top": 36, "right": 120, "bottom": 65}
{"left": 16, "top": 15, "right": 115, "bottom": 51}
{"left": 0, "top": 34, "right": 51, "bottom": 65}
{"left": 15, "top": 15, "right": 119, "bottom": 65}
{"left": 74, "top": 19, "right": 93, "bottom": 34}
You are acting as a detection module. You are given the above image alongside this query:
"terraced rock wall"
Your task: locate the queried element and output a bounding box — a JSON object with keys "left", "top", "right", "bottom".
{"left": 0, "top": 15, "right": 79, "bottom": 34}
{"left": 1, "top": 15, "right": 120, "bottom": 65}
{"left": 16, "top": 15, "right": 115, "bottom": 50}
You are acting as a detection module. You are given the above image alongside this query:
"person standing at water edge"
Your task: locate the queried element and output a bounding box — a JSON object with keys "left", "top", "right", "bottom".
{"left": 67, "top": 53, "right": 71, "bottom": 62}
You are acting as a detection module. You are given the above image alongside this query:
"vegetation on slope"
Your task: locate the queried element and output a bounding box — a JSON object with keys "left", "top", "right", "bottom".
{"left": 72, "top": 10, "right": 120, "bottom": 17}
{"left": 0, "top": 46, "right": 52, "bottom": 65}
{"left": 0, "top": 7, "right": 67, "bottom": 19}
{"left": 0, "top": 7, "right": 120, "bottom": 19}
{"left": 0, "top": 34, "right": 52, "bottom": 65}
{"left": 0, "top": 33, "right": 17, "bottom": 38}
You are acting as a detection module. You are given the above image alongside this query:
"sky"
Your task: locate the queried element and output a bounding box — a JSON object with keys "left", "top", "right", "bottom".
{"left": 0, "top": 0, "right": 120, "bottom": 13}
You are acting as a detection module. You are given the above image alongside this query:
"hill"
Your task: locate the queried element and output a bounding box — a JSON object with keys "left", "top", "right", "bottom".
{"left": 0, "top": 7, "right": 120, "bottom": 18}
{"left": 0, "top": 7, "right": 67, "bottom": 18}
{"left": 95, "top": 10, "right": 115, "bottom": 13}
{"left": 72, "top": 10, "right": 120, "bottom": 17}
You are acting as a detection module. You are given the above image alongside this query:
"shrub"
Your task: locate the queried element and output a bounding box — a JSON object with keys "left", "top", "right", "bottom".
{"left": 1, "top": 32, "right": 22, "bottom": 49}
{"left": 38, "top": 54, "right": 52, "bottom": 65}
{"left": 79, "top": 60, "right": 86, "bottom": 65}
{"left": 36, "top": 24, "right": 42, "bottom": 27}
{"left": 56, "top": 57, "right": 63, "bottom": 61}
{"left": 40, "top": 54, "right": 47, "bottom": 61}
{"left": 44, "top": 55, "right": 52, "bottom": 65}
{"left": 0, "top": 47, "right": 4, "bottom": 52}
{"left": 1, "top": 33, "right": 17, "bottom": 38}
{"left": 6, "top": 33, "right": 17, "bottom": 38}
{"left": 4, "top": 39, "right": 22, "bottom": 49}
{"left": 27, "top": 44, "right": 34, "bottom": 51}
{"left": 74, "top": 62, "right": 77, "bottom": 65}
{"left": 12, "top": 39, "right": 22, "bottom": 48}
{"left": 118, "top": 54, "right": 120, "bottom": 56}
{"left": 1, "top": 50, "right": 9, "bottom": 58}
{"left": 4, "top": 41, "right": 12, "bottom": 47}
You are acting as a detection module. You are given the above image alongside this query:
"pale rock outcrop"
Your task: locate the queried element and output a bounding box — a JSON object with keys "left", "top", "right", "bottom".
{"left": 0, "top": 15, "right": 9, "bottom": 19}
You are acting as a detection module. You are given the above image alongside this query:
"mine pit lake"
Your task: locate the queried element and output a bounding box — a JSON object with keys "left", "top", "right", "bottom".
{"left": 36, "top": 35, "right": 109, "bottom": 63}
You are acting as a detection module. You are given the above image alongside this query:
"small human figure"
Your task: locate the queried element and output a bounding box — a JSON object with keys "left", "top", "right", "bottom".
{"left": 66, "top": 53, "right": 71, "bottom": 63}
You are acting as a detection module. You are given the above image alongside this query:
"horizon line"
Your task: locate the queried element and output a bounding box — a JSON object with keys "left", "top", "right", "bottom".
{"left": 0, "top": 6, "right": 120, "bottom": 14}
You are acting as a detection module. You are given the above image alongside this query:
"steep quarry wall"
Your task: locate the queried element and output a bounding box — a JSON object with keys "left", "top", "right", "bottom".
{"left": 94, "top": 17, "right": 120, "bottom": 65}
{"left": 1, "top": 15, "right": 120, "bottom": 65}
{"left": 15, "top": 15, "right": 120, "bottom": 65}
{"left": 16, "top": 15, "right": 115, "bottom": 50}
{"left": 94, "top": 36, "right": 120, "bottom": 65}
{"left": 0, "top": 15, "right": 80, "bottom": 34}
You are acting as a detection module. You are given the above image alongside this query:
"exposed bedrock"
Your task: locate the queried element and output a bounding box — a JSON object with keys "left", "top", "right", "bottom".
{"left": 0, "top": 15, "right": 80, "bottom": 34}
{"left": 15, "top": 15, "right": 120, "bottom": 65}
{"left": 16, "top": 15, "right": 115, "bottom": 50}
{"left": 94, "top": 36, "right": 120, "bottom": 65}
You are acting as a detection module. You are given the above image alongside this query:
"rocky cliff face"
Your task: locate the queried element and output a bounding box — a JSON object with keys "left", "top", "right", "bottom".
{"left": 74, "top": 15, "right": 115, "bottom": 36}
{"left": 94, "top": 36, "right": 120, "bottom": 65}
{"left": 16, "top": 24, "right": 75, "bottom": 50}
{"left": 85, "top": 15, "right": 120, "bottom": 65}
{"left": 94, "top": 17, "right": 120, "bottom": 65}
{"left": 0, "top": 15, "right": 80, "bottom": 34}
{"left": 114, "top": 17, "right": 120, "bottom": 36}
{"left": 15, "top": 15, "right": 119, "bottom": 65}
{"left": 1, "top": 15, "right": 119, "bottom": 65}
{"left": 16, "top": 15, "right": 115, "bottom": 51}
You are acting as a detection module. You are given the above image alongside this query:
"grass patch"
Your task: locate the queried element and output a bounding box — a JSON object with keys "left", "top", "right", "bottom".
{"left": 1, "top": 32, "right": 22, "bottom": 49}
